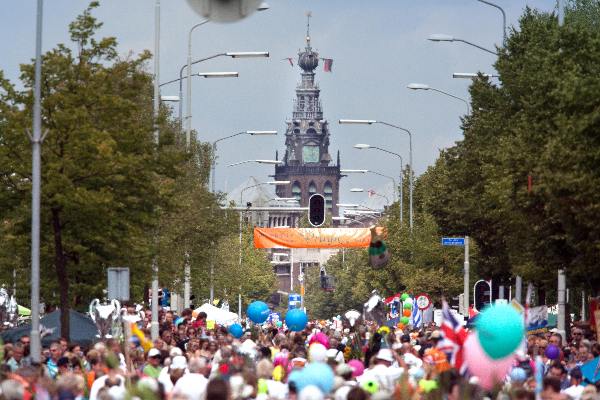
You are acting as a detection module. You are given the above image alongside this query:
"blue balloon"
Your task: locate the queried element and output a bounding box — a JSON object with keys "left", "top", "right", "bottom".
{"left": 288, "top": 370, "right": 306, "bottom": 391}
{"left": 247, "top": 301, "right": 270, "bottom": 324}
{"left": 229, "top": 323, "right": 244, "bottom": 338}
{"left": 285, "top": 309, "right": 308, "bottom": 332}
{"left": 476, "top": 303, "right": 524, "bottom": 360}
{"left": 302, "top": 362, "right": 334, "bottom": 394}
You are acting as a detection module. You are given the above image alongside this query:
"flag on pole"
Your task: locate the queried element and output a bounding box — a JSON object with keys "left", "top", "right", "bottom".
{"left": 322, "top": 58, "right": 333, "bottom": 72}
{"left": 411, "top": 298, "right": 422, "bottom": 328}
{"left": 438, "top": 300, "right": 468, "bottom": 374}
{"left": 367, "top": 189, "right": 376, "bottom": 198}
{"left": 282, "top": 58, "right": 294, "bottom": 67}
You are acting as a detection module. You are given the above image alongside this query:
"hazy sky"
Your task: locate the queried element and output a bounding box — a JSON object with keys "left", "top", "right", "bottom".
{"left": 1, "top": 0, "right": 555, "bottom": 207}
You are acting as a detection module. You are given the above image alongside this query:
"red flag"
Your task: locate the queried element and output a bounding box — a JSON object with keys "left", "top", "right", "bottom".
{"left": 323, "top": 58, "right": 333, "bottom": 72}
{"left": 438, "top": 300, "right": 468, "bottom": 374}
{"left": 282, "top": 58, "right": 294, "bottom": 67}
{"left": 527, "top": 174, "right": 533, "bottom": 193}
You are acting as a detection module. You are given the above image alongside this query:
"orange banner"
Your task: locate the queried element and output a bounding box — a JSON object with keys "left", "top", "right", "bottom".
{"left": 254, "top": 227, "right": 383, "bottom": 249}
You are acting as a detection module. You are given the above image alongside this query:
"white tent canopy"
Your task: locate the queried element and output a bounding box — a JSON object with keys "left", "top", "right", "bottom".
{"left": 193, "top": 303, "right": 239, "bottom": 325}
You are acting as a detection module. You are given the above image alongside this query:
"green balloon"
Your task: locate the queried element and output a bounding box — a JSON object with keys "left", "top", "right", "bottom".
{"left": 400, "top": 293, "right": 409, "bottom": 301}
{"left": 403, "top": 302, "right": 412, "bottom": 310}
{"left": 476, "top": 303, "right": 524, "bottom": 360}
{"left": 400, "top": 316, "right": 410, "bottom": 325}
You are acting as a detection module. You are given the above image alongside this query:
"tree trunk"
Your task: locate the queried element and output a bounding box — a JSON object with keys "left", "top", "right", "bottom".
{"left": 52, "top": 207, "right": 70, "bottom": 340}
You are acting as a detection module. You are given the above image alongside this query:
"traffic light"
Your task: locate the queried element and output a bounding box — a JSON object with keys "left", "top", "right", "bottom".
{"left": 308, "top": 194, "right": 326, "bottom": 227}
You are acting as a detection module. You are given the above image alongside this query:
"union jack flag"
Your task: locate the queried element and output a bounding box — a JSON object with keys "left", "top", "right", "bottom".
{"left": 438, "top": 300, "right": 468, "bottom": 374}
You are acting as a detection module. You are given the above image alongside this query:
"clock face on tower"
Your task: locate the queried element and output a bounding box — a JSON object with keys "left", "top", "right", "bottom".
{"left": 303, "top": 145, "right": 319, "bottom": 163}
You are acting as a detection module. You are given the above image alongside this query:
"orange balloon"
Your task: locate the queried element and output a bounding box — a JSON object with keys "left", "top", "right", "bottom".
{"left": 403, "top": 309, "right": 411, "bottom": 317}
{"left": 397, "top": 323, "right": 405, "bottom": 329}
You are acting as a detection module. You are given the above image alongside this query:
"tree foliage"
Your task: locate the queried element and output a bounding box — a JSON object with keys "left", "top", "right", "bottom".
{"left": 423, "top": 1, "right": 600, "bottom": 298}
{"left": 0, "top": 3, "right": 275, "bottom": 335}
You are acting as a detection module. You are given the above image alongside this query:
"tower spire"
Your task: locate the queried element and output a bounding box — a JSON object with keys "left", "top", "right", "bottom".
{"left": 306, "top": 11, "right": 312, "bottom": 48}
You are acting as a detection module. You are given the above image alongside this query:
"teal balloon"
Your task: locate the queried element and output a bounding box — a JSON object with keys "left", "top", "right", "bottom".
{"left": 302, "top": 362, "right": 334, "bottom": 394}
{"left": 476, "top": 303, "right": 524, "bottom": 360}
{"left": 403, "top": 302, "right": 412, "bottom": 310}
{"left": 400, "top": 293, "right": 409, "bottom": 301}
{"left": 229, "top": 323, "right": 243, "bottom": 338}
{"left": 400, "top": 316, "right": 410, "bottom": 325}
{"left": 285, "top": 309, "right": 308, "bottom": 332}
{"left": 247, "top": 301, "right": 270, "bottom": 324}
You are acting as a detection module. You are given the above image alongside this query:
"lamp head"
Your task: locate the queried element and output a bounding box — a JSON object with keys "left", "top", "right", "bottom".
{"left": 407, "top": 83, "right": 430, "bottom": 90}
{"left": 339, "top": 119, "right": 376, "bottom": 125}
{"left": 428, "top": 34, "right": 454, "bottom": 42}
{"left": 353, "top": 144, "right": 371, "bottom": 149}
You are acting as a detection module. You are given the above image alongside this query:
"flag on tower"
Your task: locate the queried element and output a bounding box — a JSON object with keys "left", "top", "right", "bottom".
{"left": 323, "top": 58, "right": 333, "bottom": 72}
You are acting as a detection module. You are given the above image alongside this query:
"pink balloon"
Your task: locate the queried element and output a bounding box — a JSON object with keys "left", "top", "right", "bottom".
{"left": 464, "top": 333, "right": 514, "bottom": 390}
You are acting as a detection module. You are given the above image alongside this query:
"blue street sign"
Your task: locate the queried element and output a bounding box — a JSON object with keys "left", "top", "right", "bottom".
{"left": 289, "top": 294, "right": 301, "bottom": 309}
{"left": 442, "top": 237, "right": 465, "bottom": 246}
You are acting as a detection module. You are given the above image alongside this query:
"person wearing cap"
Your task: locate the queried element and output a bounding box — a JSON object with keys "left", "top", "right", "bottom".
{"left": 334, "top": 363, "right": 357, "bottom": 400}
{"left": 158, "top": 355, "right": 188, "bottom": 393}
{"left": 143, "top": 348, "right": 162, "bottom": 379}
{"left": 357, "top": 348, "right": 404, "bottom": 392}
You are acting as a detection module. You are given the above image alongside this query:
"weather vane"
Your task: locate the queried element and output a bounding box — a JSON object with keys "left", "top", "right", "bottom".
{"left": 306, "top": 11, "right": 312, "bottom": 46}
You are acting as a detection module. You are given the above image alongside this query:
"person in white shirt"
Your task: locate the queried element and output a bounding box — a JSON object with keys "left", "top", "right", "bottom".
{"left": 562, "top": 367, "right": 584, "bottom": 400}
{"left": 357, "top": 349, "right": 404, "bottom": 393}
{"left": 173, "top": 357, "right": 209, "bottom": 400}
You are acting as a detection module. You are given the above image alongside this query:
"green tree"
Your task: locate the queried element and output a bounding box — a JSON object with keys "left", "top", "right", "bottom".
{"left": 0, "top": 3, "right": 186, "bottom": 336}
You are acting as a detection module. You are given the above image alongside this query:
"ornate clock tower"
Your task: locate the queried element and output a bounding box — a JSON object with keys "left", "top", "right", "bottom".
{"left": 274, "top": 20, "right": 341, "bottom": 220}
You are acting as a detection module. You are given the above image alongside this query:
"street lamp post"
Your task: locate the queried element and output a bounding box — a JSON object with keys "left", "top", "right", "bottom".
{"left": 212, "top": 131, "right": 277, "bottom": 193}
{"left": 477, "top": 0, "right": 507, "bottom": 44}
{"left": 428, "top": 34, "right": 498, "bottom": 55}
{"left": 29, "top": 0, "right": 44, "bottom": 362}
{"left": 341, "top": 167, "right": 401, "bottom": 225}
{"left": 344, "top": 140, "right": 410, "bottom": 231}
{"left": 407, "top": 83, "right": 471, "bottom": 114}
{"left": 180, "top": 50, "right": 268, "bottom": 137}
{"left": 339, "top": 120, "right": 414, "bottom": 232}
{"left": 237, "top": 180, "right": 289, "bottom": 310}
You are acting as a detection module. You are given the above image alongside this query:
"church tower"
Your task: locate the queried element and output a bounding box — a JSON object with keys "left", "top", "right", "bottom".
{"left": 274, "top": 16, "right": 341, "bottom": 220}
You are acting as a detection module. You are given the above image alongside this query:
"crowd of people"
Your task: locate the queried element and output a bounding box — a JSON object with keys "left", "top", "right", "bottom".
{"left": 0, "top": 304, "right": 599, "bottom": 400}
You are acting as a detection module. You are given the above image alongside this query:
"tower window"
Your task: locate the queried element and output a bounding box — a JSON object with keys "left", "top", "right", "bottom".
{"left": 324, "top": 181, "right": 333, "bottom": 209}
{"left": 292, "top": 182, "right": 301, "bottom": 202}
{"left": 308, "top": 181, "right": 317, "bottom": 197}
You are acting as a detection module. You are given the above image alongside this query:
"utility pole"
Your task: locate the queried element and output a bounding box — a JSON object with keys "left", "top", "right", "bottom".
{"left": 150, "top": 0, "right": 161, "bottom": 341}
{"left": 464, "top": 236, "right": 470, "bottom": 318}
{"left": 558, "top": 269, "right": 566, "bottom": 342}
{"left": 29, "top": 0, "right": 44, "bottom": 363}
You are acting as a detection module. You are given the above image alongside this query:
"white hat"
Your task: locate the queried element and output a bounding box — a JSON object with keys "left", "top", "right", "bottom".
{"left": 299, "top": 385, "right": 324, "bottom": 400}
{"left": 309, "top": 343, "right": 328, "bottom": 363}
{"left": 170, "top": 347, "right": 183, "bottom": 357}
{"left": 148, "top": 348, "right": 161, "bottom": 358}
{"left": 376, "top": 349, "right": 395, "bottom": 363}
{"left": 171, "top": 355, "right": 188, "bottom": 370}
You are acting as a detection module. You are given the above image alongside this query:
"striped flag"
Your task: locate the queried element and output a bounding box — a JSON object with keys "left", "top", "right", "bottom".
{"left": 438, "top": 300, "right": 468, "bottom": 374}
{"left": 411, "top": 299, "right": 422, "bottom": 328}
{"left": 322, "top": 58, "right": 333, "bottom": 72}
